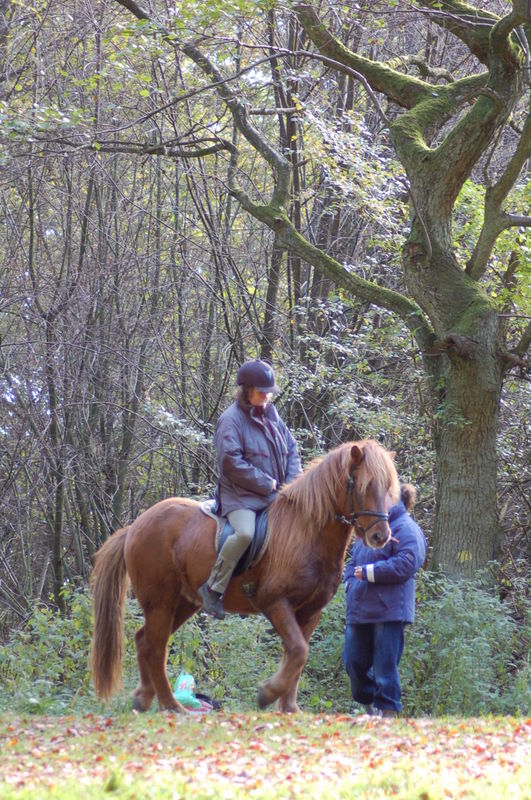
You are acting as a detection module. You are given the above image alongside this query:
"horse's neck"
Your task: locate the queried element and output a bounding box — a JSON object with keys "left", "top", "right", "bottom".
{"left": 320, "top": 520, "right": 352, "bottom": 563}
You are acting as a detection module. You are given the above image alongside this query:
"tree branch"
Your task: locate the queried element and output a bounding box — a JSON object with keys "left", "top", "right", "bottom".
{"left": 113, "top": 0, "right": 291, "bottom": 208}
{"left": 181, "top": 43, "right": 291, "bottom": 210}
{"left": 514, "top": 319, "right": 531, "bottom": 358}
{"left": 93, "top": 140, "right": 236, "bottom": 158}
{"left": 415, "top": 1, "right": 501, "bottom": 66}
{"left": 468, "top": 110, "right": 531, "bottom": 279}
{"left": 423, "top": 3, "right": 528, "bottom": 222}
{"left": 386, "top": 54, "right": 455, "bottom": 83}
{"left": 113, "top": 0, "right": 149, "bottom": 22}
{"left": 229, "top": 189, "right": 435, "bottom": 349}
{"left": 293, "top": 3, "right": 433, "bottom": 110}
{"left": 27, "top": 135, "right": 237, "bottom": 160}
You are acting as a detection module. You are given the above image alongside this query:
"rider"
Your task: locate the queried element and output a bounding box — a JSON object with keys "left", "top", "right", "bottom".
{"left": 198, "top": 360, "right": 302, "bottom": 619}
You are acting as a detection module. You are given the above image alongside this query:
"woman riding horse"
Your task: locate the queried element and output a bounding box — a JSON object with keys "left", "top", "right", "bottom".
{"left": 198, "top": 359, "right": 302, "bottom": 619}
{"left": 91, "top": 405, "right": 399, "bottom": 712}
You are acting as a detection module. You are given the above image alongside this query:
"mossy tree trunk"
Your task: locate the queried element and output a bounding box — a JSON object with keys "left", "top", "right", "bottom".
{"left": 114, "top": 0, "right": 530, "bottom": 575}
{"left": 295, "top": 1, "right": 530, "bottom": 574}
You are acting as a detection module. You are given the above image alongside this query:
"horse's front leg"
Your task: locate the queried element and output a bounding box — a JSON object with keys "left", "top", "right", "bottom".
{"left": 277, "top": 610, "right": 323, "bottom": 713}
{"left": 257, "top": 599, "right": 308, "bottom": 710}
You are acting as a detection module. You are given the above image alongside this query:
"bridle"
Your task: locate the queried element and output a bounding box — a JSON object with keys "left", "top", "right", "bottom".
{"left": 335, "top": 464, "right": 389, "bottom": 539}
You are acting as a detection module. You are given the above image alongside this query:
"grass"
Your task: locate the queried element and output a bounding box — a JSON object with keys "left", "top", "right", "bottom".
{"left": 0, "top": 712, "right": 529, "bottom": 799}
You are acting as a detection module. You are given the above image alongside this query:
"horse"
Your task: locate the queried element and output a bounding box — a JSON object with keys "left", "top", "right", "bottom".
{"left": 90, "top": 438, "right": 399, "bottom": 713}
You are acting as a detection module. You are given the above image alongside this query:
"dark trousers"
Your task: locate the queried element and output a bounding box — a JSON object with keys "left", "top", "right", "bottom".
{"left": 343, "top": 621, "right": 405, "bottom": 712}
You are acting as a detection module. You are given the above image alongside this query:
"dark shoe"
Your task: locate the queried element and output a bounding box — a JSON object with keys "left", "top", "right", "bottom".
{"left": 198, "top": 583, "right": 225, "bottom": 620}
{"left": 363, "top": 704, "right": 380, "bottom": 716}
{"left": 380, "top": 708, "right": 398, "bottom": 718}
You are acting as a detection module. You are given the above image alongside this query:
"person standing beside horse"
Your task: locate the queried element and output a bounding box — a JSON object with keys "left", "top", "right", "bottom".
{"left": 342, "top": 483, "right": 427, "bottom": 718}
{"left": 198, "top": 359, "right": 302, "bottom": 620}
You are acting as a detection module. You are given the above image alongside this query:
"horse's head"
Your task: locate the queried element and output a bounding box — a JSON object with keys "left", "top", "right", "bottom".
{"left": 338, "top": 441, "right": 399, "bottom": 549}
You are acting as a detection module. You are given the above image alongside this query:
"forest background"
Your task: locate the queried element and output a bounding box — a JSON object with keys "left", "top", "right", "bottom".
{"left": 0, "top": 0, "right": 529, "bottom": 717}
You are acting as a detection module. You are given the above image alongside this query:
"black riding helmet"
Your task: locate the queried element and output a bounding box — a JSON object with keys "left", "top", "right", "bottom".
{"left": 236, "top": 360, "right": 278, "bottom": 393}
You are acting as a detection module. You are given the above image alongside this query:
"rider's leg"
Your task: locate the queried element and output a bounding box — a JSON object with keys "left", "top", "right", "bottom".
{"left": 198, "top": 508, "right": 256, "bottom": 618}
{"left": 209, "top": 508, "right": 256, "bottom": 594}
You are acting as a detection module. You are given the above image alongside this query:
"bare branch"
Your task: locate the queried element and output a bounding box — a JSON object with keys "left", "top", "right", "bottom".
{"left": 92, "top": 140, "right": 236, "bottom": 158}
{"left": 294, "top": 2, "right": 432, "bottom": 110}
{"left": 249, "top": 107, "right": 301, "bottom": 116}
{"left": 468, "top": 111, "right": 531, "bottom": 279}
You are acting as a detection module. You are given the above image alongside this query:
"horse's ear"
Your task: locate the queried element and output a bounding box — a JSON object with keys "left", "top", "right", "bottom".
{"left": 389, "top": 450, "right": 396, "bottom": 461}
{"left": 350, "top": 444, "right": 364, "bottom": 466}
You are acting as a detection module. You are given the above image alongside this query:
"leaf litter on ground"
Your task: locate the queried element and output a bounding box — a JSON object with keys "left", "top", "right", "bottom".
{"left": 0, "top": 712, "right": 529, "bottom": 799}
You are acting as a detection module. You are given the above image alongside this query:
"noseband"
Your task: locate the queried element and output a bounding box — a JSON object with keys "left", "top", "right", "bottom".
{"left": 335, "top": 465, "right": 389, "bottom": 538}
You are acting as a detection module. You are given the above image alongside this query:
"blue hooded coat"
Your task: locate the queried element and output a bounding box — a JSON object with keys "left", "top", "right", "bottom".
{"left": 344, "top": 500, "right": 427, "bottom": 624}
{"left": 213, "top": 399, "right": 301, "bottom": 516}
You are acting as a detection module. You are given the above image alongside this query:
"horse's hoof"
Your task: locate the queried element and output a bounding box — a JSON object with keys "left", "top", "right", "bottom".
{"left": 278, "top": 702, "right": 300, "bottom": 713}
{"left": 160, "top": 698, "right": 188, "bottom": 713}
{"left": 258, "top": 686, "right": 275, "bottom": 710}
{"left": 132, "top": 688, "right": 156, "bottom": 712}
{"left": 132, "top": 696, "right": 148, "bottom": 712}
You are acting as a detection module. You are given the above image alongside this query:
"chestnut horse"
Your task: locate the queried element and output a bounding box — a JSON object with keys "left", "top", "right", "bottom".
{"left": 91, "top": 439, "right": 399, "bottom": 713}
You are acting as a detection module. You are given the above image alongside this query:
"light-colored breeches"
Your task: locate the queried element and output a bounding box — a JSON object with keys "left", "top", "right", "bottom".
{"left": 208, "top": 508, "right": 256, "bottom": 595}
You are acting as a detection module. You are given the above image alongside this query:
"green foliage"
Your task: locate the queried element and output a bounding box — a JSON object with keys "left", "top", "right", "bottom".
{"left": 0, "top": 588, "right": 92, "bottom": 714}
{"left": 0, "top": 574, "right": 527, "bottom": 717}
{"left": 166, "top": 612, "right": 283, "bottom": 710}
{"left": 401, "top": 570, "right": 530, "bottom": 717}
{"left": 454, "top": 178, "right": 530, "bottom": 311}
{"left": 0, "top": 587, "right": 139, "bottom": 715}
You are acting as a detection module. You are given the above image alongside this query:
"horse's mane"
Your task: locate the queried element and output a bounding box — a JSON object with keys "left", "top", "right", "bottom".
{"left": 266, "top": 439, "right": 399, "bottom": 575}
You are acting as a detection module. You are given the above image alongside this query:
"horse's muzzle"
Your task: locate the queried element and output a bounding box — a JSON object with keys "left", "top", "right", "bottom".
{"left": 364, "top": 523, "right": 391, "bottom": 549}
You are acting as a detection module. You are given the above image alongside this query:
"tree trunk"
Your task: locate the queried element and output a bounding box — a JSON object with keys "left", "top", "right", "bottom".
{"left": 431, "top": 318, "right": 505, "bottom": 574}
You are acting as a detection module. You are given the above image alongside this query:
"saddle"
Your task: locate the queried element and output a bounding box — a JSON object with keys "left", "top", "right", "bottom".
{"left": 200, "top": 500, "right": 270, "bottom": 575}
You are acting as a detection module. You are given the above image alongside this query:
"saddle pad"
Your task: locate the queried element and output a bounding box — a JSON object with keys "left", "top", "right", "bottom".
{"left": 199, "top": 500, "right": 269, "bottom": 574}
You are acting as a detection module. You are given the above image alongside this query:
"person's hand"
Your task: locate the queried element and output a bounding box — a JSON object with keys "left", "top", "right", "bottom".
{"left": 354, "top": 566, "right": 363, "bottom": 580}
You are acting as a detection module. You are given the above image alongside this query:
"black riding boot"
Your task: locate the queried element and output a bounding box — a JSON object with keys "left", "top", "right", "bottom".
{"left": 198, "top": 583, "right": 226, "bottom": 620}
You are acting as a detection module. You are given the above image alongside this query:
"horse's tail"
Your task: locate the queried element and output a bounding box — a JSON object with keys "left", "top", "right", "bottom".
{"left": 90, "top": 526, "right": 130, "bottom": 701}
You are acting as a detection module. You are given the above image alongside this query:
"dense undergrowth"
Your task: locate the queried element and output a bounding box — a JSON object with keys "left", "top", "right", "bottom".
{"left": 0, "top": 568, "right": 528, "bottom": 718}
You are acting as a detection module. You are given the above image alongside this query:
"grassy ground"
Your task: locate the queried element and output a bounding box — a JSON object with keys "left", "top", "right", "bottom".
{"left": 0, "top": 712, "right": 529, "bottom": 799}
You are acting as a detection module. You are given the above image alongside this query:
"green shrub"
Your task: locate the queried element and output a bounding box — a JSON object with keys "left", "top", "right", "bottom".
{"left": 0, "top": 586, "right": 139, "bottom": 715}
{"left": 0, "top": 572, "right": 528, "bottom": 717}
{"left": 166, "top": 611, "right": 283, "bottom": 709}
{"left": 400, "top": 571, "right": 530, "bottom": 716}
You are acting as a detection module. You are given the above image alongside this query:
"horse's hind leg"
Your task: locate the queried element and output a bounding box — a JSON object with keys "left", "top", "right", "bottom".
{"left": 132, "top": 625, "right": 156, "bottom": 712}
{"left": 134, "top": 600, "right": 198, "bottom": 712}
{"left": 257, "top": 599, "right": 308, "bottom": 710}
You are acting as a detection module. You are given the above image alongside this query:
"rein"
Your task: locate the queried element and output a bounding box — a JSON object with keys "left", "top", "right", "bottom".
{"left": 335, "top": 465, "right": 389, "bottom": 537}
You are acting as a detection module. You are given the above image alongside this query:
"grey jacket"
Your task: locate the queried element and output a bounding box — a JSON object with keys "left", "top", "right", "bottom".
{"left": 213, "top": 399, "right": 301, "bottom": 516}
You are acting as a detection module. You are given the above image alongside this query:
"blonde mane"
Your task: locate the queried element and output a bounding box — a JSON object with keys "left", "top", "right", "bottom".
{"left": 266, "top": 439, "right": 399, "bottom": 575}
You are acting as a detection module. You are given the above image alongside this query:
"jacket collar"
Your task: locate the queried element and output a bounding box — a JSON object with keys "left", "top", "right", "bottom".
{"left": 388, "top": 500, "right": 407, "bottom": 525}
